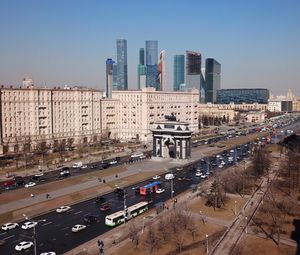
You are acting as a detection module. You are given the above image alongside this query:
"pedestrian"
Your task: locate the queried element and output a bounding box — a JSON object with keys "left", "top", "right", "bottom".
{"left": 30, "top": 193, "right": 34, "bottom": 198}
{"left": 98, "top": 177, "right": 102, "bottom": 182}
{"left": 103, "top": 179, "right": 106, "bottom": 183}
{"left": 46, "top": 193, "right": 50, "bottom": 199}
{"left": 115, "top": 174, "right": 118, "bottom": 178}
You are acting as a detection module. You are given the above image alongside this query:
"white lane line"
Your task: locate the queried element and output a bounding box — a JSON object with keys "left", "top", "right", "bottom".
{"left": 61, "top": 227, "right": 69, "bottom": 231}
{"left": 69, "top": 209, "right": 75, "bottom": 212}
{"left": 0, "top": 232, "right": 7, "bottom": 236}
{"left": 41, "top": 221, "right": 52, "bottom": 227}
{"left": 39, "top": 243, "right": 44, "bottom": 246}
{"left": 3, "top": 235, "right": 15, "bottom": 241}
{"left": 74, "top": 211, "right": 82, "bottom": 215}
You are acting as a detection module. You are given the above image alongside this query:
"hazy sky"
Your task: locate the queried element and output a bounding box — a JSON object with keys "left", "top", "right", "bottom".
{"left": 0, "top": 0, "right": 299, "bottom": 95}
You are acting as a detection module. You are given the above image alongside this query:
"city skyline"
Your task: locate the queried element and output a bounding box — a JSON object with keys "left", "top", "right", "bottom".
{"left": 0, "top": 0, "right": 299, "bottom": 94}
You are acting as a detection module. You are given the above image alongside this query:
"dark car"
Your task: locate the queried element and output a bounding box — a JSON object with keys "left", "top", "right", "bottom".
{"left": 100, "top": 203, "right": 111, "bottom": 212}
{"left": 114, "top": 188, "right": 125, "bottom": 197}
{"left": 14, "top": 176, "right": 25, "bottom": 186}
{"left": 84, "top": 215, "right": 98, "bottom": 223}
{"left": 95, "top": 197, "right": 106, "bottom": 204}
{"left": 101, "top": 162, "right": 110, "bottom": 169}
{"left": 31, "top": 176, "right": 40, "bottom": 182}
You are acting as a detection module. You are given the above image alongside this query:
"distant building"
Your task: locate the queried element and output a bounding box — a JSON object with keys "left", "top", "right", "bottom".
{"left": 146, "top": 40, "right": 159, "bottom": 90}
{"left": 116, "top": 39, "right": 128, "bottom": 90}
{"left": 216, "top": 88, "right": 269, "bottom": 104}
{"left": 22, "top": 77, "right": 34, "bottom": 88}
{"left": 138, "top": 48, "right": 146, "bottom": 90}
{"left": 268, "top": 99, "right": 293, "bottom": 112}
{"left": 185, "top": 51, "right": 201, "bottom": 91}
{"left": 105, "top": 58, "right": 115, "bottom": 98}
{"left": 112, "top": 62, "right": 118, "bottom": 90}
{"left": 173, "top": 55, "right": 185, "bottom": 91}
{"left": 205, "top": 58, "right": 221, "bottom": 103}
{"left": 158, "top": 50, "right": 166, "bottom": 91}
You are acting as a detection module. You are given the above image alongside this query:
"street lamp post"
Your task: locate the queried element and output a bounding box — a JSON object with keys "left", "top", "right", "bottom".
{"left": 22, "top": 214, "right": 46, "bottom": 255}
{"left": 205, "top": 234, "right": 209, "bottom": 254}
{"left": 142, "top": 217, "right": 146, "bottom": 234}
{"left": 245, "top": 216, "right": 248, "bottom": 234}
{"left": 123, "top": 188, "right": 127, "bottom": 224}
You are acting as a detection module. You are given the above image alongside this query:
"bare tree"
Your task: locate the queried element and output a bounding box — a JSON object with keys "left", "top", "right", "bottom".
{"left": 36, "top": 141, "right": 49, "bottom": 166}
{"left": 128, "top": 221, "right": 140, "bottom": 248}
{"left": 144, "top": 226, "right": 160, "bottom": 255}
{"left": 205, "top": 177, "right": 226, "bottom": 210}
{"left": 157, "top": 217, "right": 170, "bottom": 242}
{"left": 251, "top": 148, "right": 271, "bottom": 177}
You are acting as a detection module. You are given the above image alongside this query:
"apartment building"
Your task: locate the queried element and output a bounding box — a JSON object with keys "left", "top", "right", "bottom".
{"left": 0, "top": 86, "right": 102, "bottom": 154}
{"left": 111, "top": 87, "right": 199, "bottom": 142}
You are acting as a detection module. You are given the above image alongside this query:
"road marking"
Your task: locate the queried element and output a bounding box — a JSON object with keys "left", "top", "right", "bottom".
{"left": 69, "top": 209, "right": 75, "bottom": 212}
{"left": 74, "top": 211, "right": 82, "bottom": 215}
{"left": 3, "top": 235, "right": 15, "bottom": 241}
{"left": 39, "top": 243, "right": 44, "bottom": 246}
{"left": 41, "top": 221, "right": 52, "bottom": 226}
{"left": 62, "top": 227, "right": 69, "bottom": 231}
{"left": 0, "top": 232, "right": 7, "bottom": 236}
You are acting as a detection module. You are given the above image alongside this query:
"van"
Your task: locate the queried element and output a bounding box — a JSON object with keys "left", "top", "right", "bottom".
{"left": 165, "top": 173, "right": 174, "bottom": 180}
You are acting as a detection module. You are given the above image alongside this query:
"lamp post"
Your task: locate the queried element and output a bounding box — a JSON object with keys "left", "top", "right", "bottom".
{"left": 245, "top": 216, "right": 248, "bottom": 234}
{"left": 142, "top": 217, "right": 146, "bottom": 234}
{"left": 205, "top": 234, "right": 209, "bottom": 254}
{"left": 22, "top": 214, "right": 46, "bottom": 255}
{"left": 123, "top": 188, "right": 127, "bottom": 224}
{"left": 234, "top": 200, "right": 237, "bottom": 216}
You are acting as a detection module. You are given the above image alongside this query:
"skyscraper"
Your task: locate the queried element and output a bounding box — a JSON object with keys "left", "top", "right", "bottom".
{"left": 200, "top": 67, "right": 206, "bottom": 103}
{"left": 173, "top": 55, "right": 185, "bottom": 91}
{"left": 205, "top": 58, "right": 221, "bottom": 103}
{"left": 116, "top": 39, "right": 128, "bottom": 90}
{"left": 105, "top": 58, "right": 115, "bottom": 98}
{"left": 158, "top": 50, "right": 166, "bottom": 91}
{"left": 185, "top": 51, "right": 201, "bottom": 92}
{"left": 112, "top": 62, "right": 118, "bottom": 90}
{"left": 145, "top": 40, "right": 159, "bottom": 90}
{"left": 138, "top": 48, "right": 146, "bottom": 90}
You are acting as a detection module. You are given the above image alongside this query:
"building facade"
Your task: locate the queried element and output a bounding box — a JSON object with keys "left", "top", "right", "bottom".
{"left": 173, "top": 55, "right": 185, "bottom": 91}
{"left": 216, "top": 88, "right": 269, "bottom": 104}
{"left": 0, "top": 86, "right": 103, "bottom": 154}
{"left": 111, "top": 87, "right": 199, "bottom": 142}
{"left": 105, "top": 58, "right": 115, "bottom": 99}
{"left": 116, "top": 39, "right": 128, "bottom": 90}
{"left": 145, "top": 40, "right": 159, "bottom": 90}
{"left": 185, "top": 51, "right": 201, "bottom": 91}
{"left": 205, "top": 58, "right": 221, "bottom": 103}
{"left": 158, "top": 50, "right": 166, "bottom": 91}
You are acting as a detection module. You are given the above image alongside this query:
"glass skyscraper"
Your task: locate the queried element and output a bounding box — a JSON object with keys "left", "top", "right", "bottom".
{"left": 116, "top": 39, "right": 128, "bottom": 90}
{"left": 138, "top": 48, "right": 146, "bottom": 89}
{"left": 216, "top": 89, "right": 269, "bottom": 104}
{"left": 105, "top": 58, "right": 115, "bottom": 98}
{"left": 173, "top": 55, "right": 185, "bottom": 91}
{"left": 205, "top": 58, "right": 221, "bottom": 103}
{"left": 139, "top": 48, "right": 145, "bottom": 65}
{"left": 145, "top": 40, "right": 159, "bottom": 90}
{"left": 185, "top": 51, "right": 201, "bottom": 91}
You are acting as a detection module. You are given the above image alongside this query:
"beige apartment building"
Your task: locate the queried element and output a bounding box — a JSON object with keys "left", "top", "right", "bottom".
{"left": 0, "top": 85, "right": 103, "bottom": 154}
{"left": 110, "top": 87, "right": 199, "bottom": 143}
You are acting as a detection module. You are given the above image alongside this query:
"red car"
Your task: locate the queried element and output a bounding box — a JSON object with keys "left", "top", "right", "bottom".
{"left": 100, "top": 203, "right": 111, "bottom": 212}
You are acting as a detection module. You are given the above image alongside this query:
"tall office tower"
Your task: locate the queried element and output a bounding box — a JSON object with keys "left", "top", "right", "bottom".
{"left": 200, "top": 67, "right": 206, "bottom": 103}
{"left": 105, "top": 58, "right": 115, "bottom": 98}
{"left": 139, "top": 48, "right": 145, "bottom": 65}
{"left": 112, "top": 62, "right": 118, "bottom": 90}
{"left": 158, "top": 50, "right": 166, "bottom": 91}
{"left": 185, "top": 51, "right": 201, "bottom": 92}
{"left": 116, "top": 39, "right": 128, "bottom": 90}
{"left": 138, "top": 48, "right": 146, "bottom": 89}
{"left": 145, "top": 40, "right": 159, "bottom": 90}
{"left": 205, "top": 58, "right": 221, "bottom": 103}
{"left": 173, "top": 55, "right": 185, "bottom": 91}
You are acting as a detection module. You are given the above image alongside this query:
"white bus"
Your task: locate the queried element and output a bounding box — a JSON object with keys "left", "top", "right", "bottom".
{"left": 105, "top": 201, "right": 149, "bottom": 227}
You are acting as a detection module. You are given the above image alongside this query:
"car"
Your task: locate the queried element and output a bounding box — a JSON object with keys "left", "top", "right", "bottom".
{"left": 90, "top": 164, "right": 99, "bottom": 169}
{"left": 100, "top": 203, "right": 111, "bottom": 212}
{"left": 34, "top": 171, "right": 44, "bottom": 177}
{"left": 40, "top": 252, "right": 56, "bottom": 255}
{"left": 165, "top": 173, "right": 174, "bottom": 180}
{"left": 152, "top": 175, "right": 161, "bottom": 180}
{"left": 139, "top": 155, "right": 146, "bottom": 159}
{"left": 2, "top": 222, "right": 19, "bottom": 231}
{"left": 156, "top": 188, "right": 165, "bottom": 194}
{"left": 131, "top": 152, "right": 144, "bottom": 158}
{"left": 81, "top": 165, "right": 88, "bottom": 169}
{"left": 60, "top": 170, "right": 70, "bottom": 177}
{"left": 21, "top": 221, "right": 37, "bottom": 230}
{"left": 25, "top": 182, "right": 36, "bottom": 188}
{"left": 109, "top": 160, "right": 117, "bottom": 165}
{"left": 15, "top": 241, "right": 34, "bottom": 251}
{"left": 95, "top": 197, "right": 106, "bottom": 204}
{"left": 72, "top": 224, "right": 86, "bottom": 233}
{"left": 176, "top": 167, "right": 183, "bottom": 171}
{"left": 195, "top": 171, "right": 202, "bottom": 177}
{"left": 72, "top": 162, "right": 83, "bottom": 168}
{"left": 56, "top": 205, "right": 71, "bottom": 213}
{"left": 200, "top": 174, "right": 207, "bottom": 179}
{"left": 83, "top": 215, "right": 98, "bottom": 223}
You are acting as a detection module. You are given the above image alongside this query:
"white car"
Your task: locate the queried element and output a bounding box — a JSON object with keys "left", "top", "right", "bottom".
{"left": 81, "top": 165, "right": 88, "bottom": 169}
{"left": 152, "top": 175, "right": 161, "bottom": 180}
{"left": 25, "top": 182, "right": 36, "bottom": 188}
{"left": 72, "top": 162, "right": 83, "bottom": 168}
{"left": 195, "top": 171, "right": 202, "bottom": 177}
{"left": 35, "top": 171, "right": 44, "bottom": 177}
{"left": 200, "top": 174, "right": 207, "bottom": 179}
{"left": 72, "top": 224, "right": 86, "bottom": 233}
{"left": 21, "top": 221, "right": 37, "bottom": 230}
{"left": 109, "top": 160, "right": 117, "bottom": 165}
{"left": 156, "top": 188, "right": 165, "bottom": 194}
{"left": 2, "top": 222, "right": 19, "bottom": 231}
{"left": 15, "top": 241, "right": 34, "bottom": 251}
{"left": 131, "top": 153, "right": 144, "bottom": 158}
{"left": 139, "top": 155, "right": 146, "bottom": 159}
{"left": 56, "top": 206, "right": 71, "bottom": 213}
{"left": 40, "top": 252, "right": 56, "bottom": 255}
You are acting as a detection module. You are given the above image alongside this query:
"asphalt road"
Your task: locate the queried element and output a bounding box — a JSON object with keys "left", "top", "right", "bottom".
{"left": 0, "top": 144, "right": 252, "bottom": 254}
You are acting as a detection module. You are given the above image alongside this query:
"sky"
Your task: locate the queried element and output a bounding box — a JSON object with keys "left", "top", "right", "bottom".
{"left": 0, "top": 0, "right": 299, "bottom": 95}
